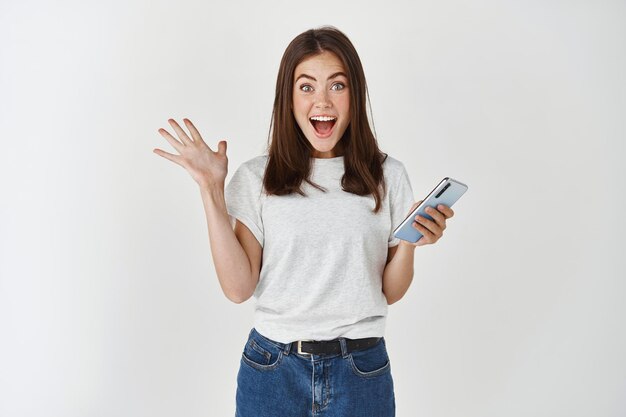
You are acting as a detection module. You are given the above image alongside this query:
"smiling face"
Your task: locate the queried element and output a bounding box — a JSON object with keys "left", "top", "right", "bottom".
{"left": 292, "top": 51, "right": 350, "bottom": 158}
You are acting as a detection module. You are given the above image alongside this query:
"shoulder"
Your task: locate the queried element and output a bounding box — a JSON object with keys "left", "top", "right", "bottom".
{"left": 234, "top": 154, "right": 268, "bottom": 179}
{"left": 382, "top": 154, "right": 408, "bottom": 178}
{"left": 227, "top": 155, "right": 268, "bottom": 195}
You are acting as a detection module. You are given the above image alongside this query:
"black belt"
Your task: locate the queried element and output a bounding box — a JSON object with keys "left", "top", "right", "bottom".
{"left": 292, "top": 337, "right": 381, "bottom": 355}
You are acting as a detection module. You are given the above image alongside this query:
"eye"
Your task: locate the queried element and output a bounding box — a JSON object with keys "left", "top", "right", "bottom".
{"left": 300, "top": 84, "right": 313, "bottom": 92}
{"left": 331, "top": 82, "right": 345, "bottom": 91}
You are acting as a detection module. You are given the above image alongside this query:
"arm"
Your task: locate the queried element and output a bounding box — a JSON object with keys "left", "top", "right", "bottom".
{"left": 382, "top": 202, "right": 455, "bottom": 305}
{"left": 200, "top": 186, "right": 262, "bottom": 304}
{"left": 154, "top": 118, "right": 261, "bottom": 304}
{"left": 382, "top": 242, "right": 415, "bottom": 305}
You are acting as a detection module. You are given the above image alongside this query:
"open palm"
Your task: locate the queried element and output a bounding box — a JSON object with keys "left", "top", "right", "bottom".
{"left": 154, "top": 118, "right": 228, "bottom": 189}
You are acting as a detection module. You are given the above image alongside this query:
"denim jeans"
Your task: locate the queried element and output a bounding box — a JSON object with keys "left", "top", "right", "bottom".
{"left": 235, "top": 327, "right": 396, "bottom": 417}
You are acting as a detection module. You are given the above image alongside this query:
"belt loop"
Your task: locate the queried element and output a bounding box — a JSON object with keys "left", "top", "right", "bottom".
{"left": 283, "top": 341, "right": 291, "bottom": 356}
{"left": 339, "top": 337, "right": 349, "bottom": 358}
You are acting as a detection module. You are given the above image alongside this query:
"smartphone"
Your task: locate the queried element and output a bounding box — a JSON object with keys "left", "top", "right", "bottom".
{"left": 393, "top": 177, "right": 468, "bottom": 243}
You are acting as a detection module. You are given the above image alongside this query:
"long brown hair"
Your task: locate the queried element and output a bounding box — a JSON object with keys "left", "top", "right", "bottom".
{"left": 263, "top": 26, "right": 388, "bottom": 213}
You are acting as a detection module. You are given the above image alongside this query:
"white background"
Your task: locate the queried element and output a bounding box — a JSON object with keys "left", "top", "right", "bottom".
{"left": 1, "top": 0, "right": 624, "bottom": 416}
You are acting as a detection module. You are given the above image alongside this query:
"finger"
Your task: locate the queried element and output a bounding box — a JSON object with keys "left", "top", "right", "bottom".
{"left": 168, "top": 119, "right": 194, "bottom": 146}
{"left": 414, "top": 214, "right": 442, "bottom": 239}
{"left": 412, "top": 219, "right": 436, "bottom": 245}
{"left": 217, "top": 140, "right": 227, "bottom": 155}
{"left": 425, "top": 206, "right": 447, "bottom": 230}
{"left": 158, "top": 128, "right": 185, "bottom": 153}
{"left": 437, "top": 204, "right": 455, "bottom": 219}
{"left": 153, "top": 148, "right": 184, "bottom": 167}
{"left": 183, "top": 118, "right": 209, "bottom": 147}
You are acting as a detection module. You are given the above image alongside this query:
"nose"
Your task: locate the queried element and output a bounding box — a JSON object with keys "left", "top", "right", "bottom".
{"left": 314, "top": 89, "right": 331, "bottom": 109}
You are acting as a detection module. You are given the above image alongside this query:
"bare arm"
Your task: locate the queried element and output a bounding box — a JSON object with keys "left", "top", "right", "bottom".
{"left": 382, "top": 243, "right": 415, "bottom": 305}
{"left": 154, "top": 118, "right": 261, "bottom": 304}
{"left": 200, "top": 186, "right": 261, "bottom": 303}
{"left": 382, "top": 201, "right": 455, "bottom": 305}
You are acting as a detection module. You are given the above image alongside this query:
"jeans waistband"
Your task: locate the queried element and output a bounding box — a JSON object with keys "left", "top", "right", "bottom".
{"left": 249, "top": 328, "right": 382, "bottom": 357}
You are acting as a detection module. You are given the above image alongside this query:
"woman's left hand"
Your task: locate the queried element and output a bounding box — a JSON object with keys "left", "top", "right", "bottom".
{"left": 403, "top": 200, "right": 455, "bottom": 247}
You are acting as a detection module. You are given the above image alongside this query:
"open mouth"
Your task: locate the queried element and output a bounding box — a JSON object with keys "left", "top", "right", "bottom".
{"left": 309, "top": 115, "right": 337, "bottom": 137}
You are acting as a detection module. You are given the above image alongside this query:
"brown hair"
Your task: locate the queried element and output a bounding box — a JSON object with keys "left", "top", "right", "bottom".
{"left": 263, "top": 26, "right": 388, "bottom": 213}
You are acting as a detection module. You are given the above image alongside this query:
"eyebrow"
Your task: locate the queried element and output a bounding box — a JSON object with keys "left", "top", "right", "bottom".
{"left": 295, "top": 72, "right": 348, "bottom": 83}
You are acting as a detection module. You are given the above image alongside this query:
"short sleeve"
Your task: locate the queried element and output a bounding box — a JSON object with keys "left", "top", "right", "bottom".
{"left": 224, "top": 162, "right": 265, "bottom": 247}
{"left": 388, "top": 163, "right": 415, "bottom": 247}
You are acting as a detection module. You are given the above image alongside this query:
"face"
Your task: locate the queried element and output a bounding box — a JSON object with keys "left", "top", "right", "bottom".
{"left": 292, "top": 51, "right": 350, "bottom": 158}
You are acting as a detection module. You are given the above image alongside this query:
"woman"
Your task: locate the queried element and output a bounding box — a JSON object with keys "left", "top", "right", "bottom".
{"left": 154, "top": 26, "right": 454, "bottom": 417}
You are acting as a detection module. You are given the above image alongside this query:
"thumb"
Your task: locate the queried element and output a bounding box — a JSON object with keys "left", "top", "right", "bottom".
{"left": 218, "top": 140, "right": 227, "bottom": 155}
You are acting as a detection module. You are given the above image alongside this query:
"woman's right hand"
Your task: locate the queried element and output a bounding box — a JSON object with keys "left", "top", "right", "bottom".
{"left": 154, "top": 118, "right": 228, "bottom": 189}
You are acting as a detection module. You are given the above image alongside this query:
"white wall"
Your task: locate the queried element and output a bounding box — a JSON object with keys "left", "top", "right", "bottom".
{"left": 1, "top": 0, "right": 624, "bottom": 416}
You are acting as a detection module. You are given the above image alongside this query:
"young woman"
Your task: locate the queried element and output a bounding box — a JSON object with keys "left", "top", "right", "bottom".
{"left": 154, "top": 26, "right": 454, "bottom": 417}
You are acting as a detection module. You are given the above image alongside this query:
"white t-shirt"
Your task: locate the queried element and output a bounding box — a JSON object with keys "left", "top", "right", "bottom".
{"left": 224, "top": 154, "right": 414, "bottom": 344}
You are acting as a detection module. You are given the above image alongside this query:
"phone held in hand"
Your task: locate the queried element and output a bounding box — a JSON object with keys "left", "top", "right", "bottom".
{"left": 393, "top": 177, "right": 468, "bottom": 243}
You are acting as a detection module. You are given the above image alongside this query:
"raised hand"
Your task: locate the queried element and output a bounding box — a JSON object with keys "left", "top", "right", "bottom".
{"left": 154, "top": 118, "right": 228, "bottom": 189}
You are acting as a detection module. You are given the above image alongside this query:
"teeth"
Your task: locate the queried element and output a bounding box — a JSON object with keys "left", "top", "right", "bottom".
{"left": 310, "top": 116, "right": 337, "bottom": 122}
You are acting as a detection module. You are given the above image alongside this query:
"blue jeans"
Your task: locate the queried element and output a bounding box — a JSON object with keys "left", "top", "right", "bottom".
{"left": 235, "top": 327, "right": 396, "bottom": 417}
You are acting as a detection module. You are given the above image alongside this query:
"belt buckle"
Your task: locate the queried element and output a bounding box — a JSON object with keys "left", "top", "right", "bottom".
{"left": 297, "top": 340, "right": 313, "bottom": 355}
